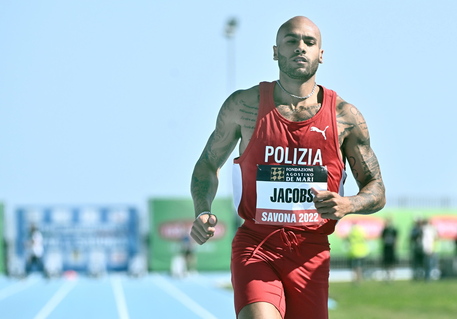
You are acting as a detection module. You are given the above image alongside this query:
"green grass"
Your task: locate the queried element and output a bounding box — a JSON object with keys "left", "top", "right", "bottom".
{"left": 329, "top": 279, "right": 457, "bottom": 319}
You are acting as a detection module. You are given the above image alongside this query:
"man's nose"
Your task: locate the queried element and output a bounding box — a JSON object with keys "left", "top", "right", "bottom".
{"left": 296, "top": 39, "right": 308, "bottom": 53}
{"left": 294, "top": 46, "right": 306, "bottom": 54}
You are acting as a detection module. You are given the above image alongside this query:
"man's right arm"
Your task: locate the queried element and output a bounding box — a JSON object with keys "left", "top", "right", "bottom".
{"left": 190, "top": 92, "right": 242, "bottom": 244}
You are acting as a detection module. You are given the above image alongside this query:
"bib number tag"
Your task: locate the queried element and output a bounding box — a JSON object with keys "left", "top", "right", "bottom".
{"left": 255, "top": 165, "right": 328, "bottom": 226}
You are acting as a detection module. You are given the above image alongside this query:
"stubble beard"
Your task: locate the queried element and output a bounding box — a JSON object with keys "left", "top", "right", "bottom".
{"left": 277, "top": 52, "right": 319, "bottom": 82}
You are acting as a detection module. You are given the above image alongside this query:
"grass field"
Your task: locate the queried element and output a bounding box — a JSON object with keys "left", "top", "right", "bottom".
{"left": 329, "top": 279, "right": 457, "bottom": 319}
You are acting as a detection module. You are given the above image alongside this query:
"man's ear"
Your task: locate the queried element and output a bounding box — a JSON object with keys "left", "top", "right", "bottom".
{"left": 319, "top": 49, "right": 324, "bottom": 64}
{"left": 273, "top": 45, "right": 278, "bottom": 61}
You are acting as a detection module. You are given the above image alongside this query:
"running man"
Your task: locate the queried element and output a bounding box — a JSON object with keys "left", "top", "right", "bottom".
{"left": 190, "top": 16, "right": 385, "bottom": 319}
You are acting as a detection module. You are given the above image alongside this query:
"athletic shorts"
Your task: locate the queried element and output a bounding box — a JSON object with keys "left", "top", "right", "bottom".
{"left": 231, "top": 222, "right": 330, "bottom": 319}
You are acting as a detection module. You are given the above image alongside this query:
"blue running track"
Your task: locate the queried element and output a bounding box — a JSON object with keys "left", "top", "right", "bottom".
{"left": 0, "top": 272, "right": 235, "bottom": 319}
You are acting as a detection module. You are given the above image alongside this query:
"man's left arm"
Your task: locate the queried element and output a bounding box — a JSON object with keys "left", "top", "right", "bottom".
{"left": 313, "top": 102, "right": 386, "bottom": 219}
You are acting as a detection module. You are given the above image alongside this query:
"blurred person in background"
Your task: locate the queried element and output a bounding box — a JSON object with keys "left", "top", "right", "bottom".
{"left": 181, "top": 233, "right": 197, "bottom": 275}
{"left": 380, "top": 217, "right": 398, "bottom": 282}
{"left": 347, "top": 222, "right": 369, "bottom": 284}
{"left": 421, "top": 218, "right": 438, "bottom": 280}
{"left": 410, "top": 218, "right": 424, "bottom": 280}
{"left": 171, "top": 233, "right": 197, "bottom": 278}
{"left": 25, "top": 224, "right": 44, "bottom": 275}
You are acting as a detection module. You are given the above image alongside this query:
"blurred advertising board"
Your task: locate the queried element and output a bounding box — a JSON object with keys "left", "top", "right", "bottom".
{"left": 329, "top": 209, "right": 457, "bottom": 259}
{"left": 16, "top": 206, "right": 139, "bottom": 272}
{"left": 148, "top": 198, "right": 236, "bottom": 271}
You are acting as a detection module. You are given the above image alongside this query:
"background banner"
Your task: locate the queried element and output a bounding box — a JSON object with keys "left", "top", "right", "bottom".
{"left": 16, "top": 206, "right": 139, "bottom": 272}
{"left": 148, "top": 198, "right": 236, "bottom": 271}
{"left": 329, "top": 209, "right": 457, "bottom": 259}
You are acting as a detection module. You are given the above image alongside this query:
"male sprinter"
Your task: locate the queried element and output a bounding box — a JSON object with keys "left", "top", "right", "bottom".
{"left": 190, "top": 16, "right": 385, "bottom": 319}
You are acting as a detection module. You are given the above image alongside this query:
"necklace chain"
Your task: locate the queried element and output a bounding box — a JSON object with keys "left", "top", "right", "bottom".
{"left": 276, "top": 80, "right": 317, "bottom": 100}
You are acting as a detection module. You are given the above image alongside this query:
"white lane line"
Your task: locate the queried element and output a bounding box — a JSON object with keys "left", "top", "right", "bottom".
{"left": 111, "top": 275, "right": 130, "bottom": 319}
{"left": 33, "top": 280, "right": 77, "bottom": 319}
{"left": 0, "top": 277, "right": 40, "bottom": 301}
{"left": 153, "top": 275, "right": 217, "bottom": 319}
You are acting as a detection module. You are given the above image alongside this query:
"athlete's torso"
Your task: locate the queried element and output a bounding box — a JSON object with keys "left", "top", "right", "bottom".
{"left": 233, "top": 81, "right": 346, "bottom": 235}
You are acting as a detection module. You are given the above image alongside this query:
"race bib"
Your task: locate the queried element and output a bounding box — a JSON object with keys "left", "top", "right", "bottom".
{"left": 255, "top": 165, "right": 328, "bottom": 226}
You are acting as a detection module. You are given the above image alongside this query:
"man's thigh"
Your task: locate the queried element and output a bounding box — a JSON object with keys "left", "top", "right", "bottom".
{"left": 238, "top": 302, "right": 282, "bottom": 319}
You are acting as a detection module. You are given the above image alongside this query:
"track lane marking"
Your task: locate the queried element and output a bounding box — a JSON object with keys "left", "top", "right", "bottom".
{"left": 111, "top": 275, "right": 130, "bottom": 319}
{"left": 153, "top": 274, "right": 217, "bottom": 319}
{"left": 0, "top": 277, "right": 40, "bottom": 301}
{"left": 33, "top": 280, "right": 77, "bottom": 319}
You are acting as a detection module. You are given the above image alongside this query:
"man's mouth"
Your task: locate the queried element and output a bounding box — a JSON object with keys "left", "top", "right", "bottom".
{"left": 293, "top": 56, "right": 308, "bottom": 63}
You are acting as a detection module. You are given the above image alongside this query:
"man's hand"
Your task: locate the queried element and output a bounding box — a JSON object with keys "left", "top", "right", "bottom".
{"left": 190, "top": 213, "right": 218, "bottom": 245}
{"left": 311, "top": 188, "right": 352, "bottom": 220}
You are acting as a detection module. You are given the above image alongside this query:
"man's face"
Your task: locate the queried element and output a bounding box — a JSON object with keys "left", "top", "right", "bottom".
{"left": 274, "top": 20, "right": 323, "bottom": 81}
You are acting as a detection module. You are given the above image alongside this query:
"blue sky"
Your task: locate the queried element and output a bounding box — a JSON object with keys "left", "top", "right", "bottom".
{"left": 1, "top": 0, "right": 456, "bottom": 217}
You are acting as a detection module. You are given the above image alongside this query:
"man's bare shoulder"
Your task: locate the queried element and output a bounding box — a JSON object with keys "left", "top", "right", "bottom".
{"left": 226, "top": 85, "right": 260, "bottom": 111}
{"left": 239, "top": 85, "right": 260, "bottom": 102}
{"left": 220, "top": 85, "right": 260, "bottom": 123}
{"left": 335, "top": 95, "right": 366, "bottom": 122}
{"left": 336, "top": 96, "right": 355, "bottom": 115}
{"left": 335, "top": 95, "right": 368, "bottom": 144}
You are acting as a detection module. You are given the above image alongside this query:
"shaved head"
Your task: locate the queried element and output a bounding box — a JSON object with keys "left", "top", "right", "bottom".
{"left": 273, "top": 16, "right": 324, "bottom": 81}
{"left": 276, "top": 16, "right": 322, "bottom": 48}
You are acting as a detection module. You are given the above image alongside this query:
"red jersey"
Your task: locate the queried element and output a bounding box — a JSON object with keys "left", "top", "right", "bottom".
{"left": 233, "top": 81, "right": 346, "bottom": 235}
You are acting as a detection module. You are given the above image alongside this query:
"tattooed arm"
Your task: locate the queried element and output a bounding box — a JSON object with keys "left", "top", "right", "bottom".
{"left": 190, "top": 90, "right": 244, "bottom": 244}
{"left": 340, "top": 99, "right": 386, "bottom": 214}
{"left": 313, "top": 98, "right": 386, "bottom": 219}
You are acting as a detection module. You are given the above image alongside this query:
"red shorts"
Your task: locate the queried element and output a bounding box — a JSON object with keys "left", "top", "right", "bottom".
{"left": 231, "top": 222, "right": 330, "bottom": 319}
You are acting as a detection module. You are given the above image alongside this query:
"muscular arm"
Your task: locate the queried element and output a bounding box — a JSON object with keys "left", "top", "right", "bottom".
{"left": 338, "top": 100, "right": 386, "bottom": 214}
{"left": 191, "top": 88, "right": 259, "bottom": 244}
{"left": 191, "top": 93, "right": 242, "bottom": 217}
{"left": 313, "top": 99, "right": 386, "bottom": 219}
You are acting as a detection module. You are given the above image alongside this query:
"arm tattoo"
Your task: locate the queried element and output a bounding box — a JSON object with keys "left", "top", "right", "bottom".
{"left": 339, "top": 100, "right": 385, "bottom": 214}
{"left": 239, "top": 99, "right": 257, "bottom": 130}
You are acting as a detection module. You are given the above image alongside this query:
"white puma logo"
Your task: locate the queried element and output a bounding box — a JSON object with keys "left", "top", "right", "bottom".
{"left": 310, "top": 126, "right": 329, "bottom": 140}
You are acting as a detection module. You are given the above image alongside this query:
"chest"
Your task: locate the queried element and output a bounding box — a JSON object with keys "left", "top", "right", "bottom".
{"left": 238, "top": 104, "right": 344, "bottom": 155}
{"left": 276, "top": 103, "right": 321, "bottom": 122}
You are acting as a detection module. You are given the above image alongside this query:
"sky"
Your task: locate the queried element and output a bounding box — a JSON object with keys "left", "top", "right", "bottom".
{"left": 1, "top": 0, "right": 457, "bottom": 223}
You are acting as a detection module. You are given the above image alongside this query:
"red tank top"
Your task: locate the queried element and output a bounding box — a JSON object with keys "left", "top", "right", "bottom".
{"left": 233, "top": 81, "right": 346, "bottom": 235}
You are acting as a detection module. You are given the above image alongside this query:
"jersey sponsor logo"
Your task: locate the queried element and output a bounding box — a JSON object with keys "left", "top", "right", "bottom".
{"left": 264, "top": 146, "right": 323, "bottom": 165}
{"left": 310, "top": 126, "right": 329, "bottom": 140}
{"left": 257, "top": 165, "right": 328, "bottom": 183}
{"left": 270, "top": 167, "right": 285, "bottom": 181}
